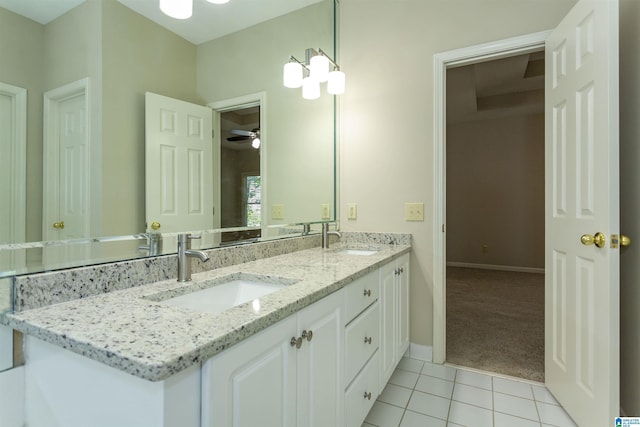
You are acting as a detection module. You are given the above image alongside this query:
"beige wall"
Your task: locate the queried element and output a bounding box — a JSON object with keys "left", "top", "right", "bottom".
{"left": 101, "top": 0, "right": 198, "bottom": 236}
{"left": 0, "top": 7, "right": 44, "bottom": 243}
{"left": 339, "top": 0, "right": 577, "bottom": 347}
{"left": 619, "top": 0, "right": 640, "bottom": 416}
{"left": 197, "top": 1, "right": 335, "bottom": 227}
{"left": 446, "top": 114, "right": 544, "bottom": 269}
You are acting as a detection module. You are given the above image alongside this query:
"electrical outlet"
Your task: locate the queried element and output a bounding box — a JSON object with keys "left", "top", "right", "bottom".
{"left": 404, "top": 202, "right": 424, "bottom": 221}
{"left": 321, "top": 204, "right": 331, "bottom": 220}
{"left": 271, "top": 204, "right": 285, "bottom": 220}
{"left": 347, "top": 203, "right": 357, "bottom": 220}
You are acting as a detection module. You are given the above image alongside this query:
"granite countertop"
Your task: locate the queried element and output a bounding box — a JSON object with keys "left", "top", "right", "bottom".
{"left": 3, "top": 243, "right": 410, "bottom": 382}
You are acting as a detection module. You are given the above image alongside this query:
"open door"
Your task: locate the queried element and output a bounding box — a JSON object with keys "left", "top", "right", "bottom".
{"left": 145, "top": 93, "right": 214, "bottom": 238}
{"left": 545, "top": 0, "right": 620, "bottom": 425}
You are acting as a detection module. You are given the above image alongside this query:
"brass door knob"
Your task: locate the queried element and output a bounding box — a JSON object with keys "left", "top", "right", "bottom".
{"left": 581, "top": 232, "right": 606, "bottom": 248}
{"left": 621, "top": 235, "right": 631, "bottom": 247}
{"left": 53, "top": 221, "right": 65, "bottom": 230}
{"left": 151, "top": 221, "right": 161, "bottom": 231}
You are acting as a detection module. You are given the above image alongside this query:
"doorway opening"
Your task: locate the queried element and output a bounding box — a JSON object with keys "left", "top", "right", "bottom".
{"left": 432, "top": 31, "right": 551, "bottom": 378}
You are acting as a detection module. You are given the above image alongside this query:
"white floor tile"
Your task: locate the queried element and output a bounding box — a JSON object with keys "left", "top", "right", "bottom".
{"left": 448, "top": 401, "right": 493, "bottom": 427}
{"left": 364, "top": 401, "right": 404, "bottom": 427}
{"left": 494, "top": 412, "right": 542, "bottom": 427}
{"left": 532, "top": 385, "right": 559, "bottom": 405}
{"left": 414, "top": 375, "right": 454, "bottom": 399}
{"left": 452, "top": 383, "right": 493, "bottom": 410}
{"left": 388, "top": 369, "right": 420, "bottom": 389}
{"left": 494, "top": 392, "right": 539, "bottom": 421}
{"left": 454, "top": 369, "right": 492, "bottom": 390}
{"left": 378, "top": 383, "right": 413, "bottom": 408}
{"left": 406, "top": 390, "right": 451, "bottom": 420}
{"left": 399, "top": 410, "right": 446, "bottom": 427}
{"left": 421, "top": 362, "right": 457, "bottom": 381}
{"left": 493, "top": 377, "right": 534, "bottom": 399}
{"left": 536, "top": 401, "right": 578, "bottom": 427}
{"left": 397, "top": 357, "right": 424, "bottom": 374}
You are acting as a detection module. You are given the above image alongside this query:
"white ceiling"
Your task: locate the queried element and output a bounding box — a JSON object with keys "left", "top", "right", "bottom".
{"left": 0, "top": 0, "right": 324, "bottom": 44}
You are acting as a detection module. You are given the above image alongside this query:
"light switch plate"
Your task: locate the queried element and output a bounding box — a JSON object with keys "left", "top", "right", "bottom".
{"left": 347, "top": 203, "right": 357, "bottom": 220}
{"left": 321, "top": 204, "right": 331, "bottom": 220}
{"left": 272, "top": 204, "right": 285, "bottom": 220}
{"left": 405, "top": 202, "right": 424, "bottom": 221}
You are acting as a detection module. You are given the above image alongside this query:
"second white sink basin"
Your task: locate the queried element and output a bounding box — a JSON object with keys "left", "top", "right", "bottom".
{"left": 156, "top": 274, "right": 295, "bottom": 315}
{"left": 340, "top": 249, "right": 379, "bottom": 256}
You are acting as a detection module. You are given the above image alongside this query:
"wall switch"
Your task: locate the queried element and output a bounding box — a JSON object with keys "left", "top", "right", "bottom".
{"left": 347, "top": 203, "right": 357, "bottom": 220}
{"left": 271, "top": 204, "right": 285, "bottom": 220}
{"left": 321, "top": 203, "right": 331, "bottom": 220}
{"left": 404, "top": 202, "right": 424, "bottom": 221}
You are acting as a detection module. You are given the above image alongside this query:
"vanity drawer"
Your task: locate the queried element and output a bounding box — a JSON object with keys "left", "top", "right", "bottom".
{"left": 345, "top": 269, "right": 378, "bottom": 323}
{"left": 345, "top": 301, "right": 379, "bottom": 385}
{"left": 345, "top": 351, "right": 379, "bottom": 427}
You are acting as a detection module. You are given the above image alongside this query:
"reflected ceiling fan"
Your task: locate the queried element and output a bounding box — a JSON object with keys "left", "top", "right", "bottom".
{"left": 227, "top": 128, "right": 261, "bottom": 148}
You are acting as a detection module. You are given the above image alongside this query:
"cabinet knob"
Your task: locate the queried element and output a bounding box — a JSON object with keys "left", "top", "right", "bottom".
{"left": 364, "top": 391, "right": 372, "bottom": 400}
{"left": 364, "top": 336, "right": 372, "bottom": 345}
{"left": 53, "top": 221, "right": 65, "bottom": 229}
{"left": 290, "top": 336, "right": 302, "bottom": 349}
{"left": 363, "top": 289, "right": 371, "bottom": 297}
{"left": 302, "top": 329, "right": 313, "bottom": 342}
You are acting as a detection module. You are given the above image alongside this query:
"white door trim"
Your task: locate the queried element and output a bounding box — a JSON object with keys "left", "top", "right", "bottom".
{"left": 0, "top": 82, "right": 27, "bottom": 242}
{"left": 432, "top": 31, "right": 551, "bottom": 364}
{"left": 208, "top": 92, "right": 267, "bottom": 231}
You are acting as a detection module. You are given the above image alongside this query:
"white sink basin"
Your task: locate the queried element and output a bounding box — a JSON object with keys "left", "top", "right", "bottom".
{"left": 158, "top": 275, "right": 294, "bottom": 314}
{"left": 340, "top": 249, "right": 379, "bottom": 256}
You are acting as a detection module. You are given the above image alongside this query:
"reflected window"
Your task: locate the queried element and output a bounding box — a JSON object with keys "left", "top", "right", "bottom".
{"left": 245, "top": 175, "right": 261, "bottom": 227}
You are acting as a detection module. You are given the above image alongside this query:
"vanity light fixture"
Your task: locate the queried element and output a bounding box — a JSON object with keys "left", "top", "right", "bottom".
{"left": 283, "top": 48, "right": 345, "bottom": 99}
{"left": 160, "top": 0, "right": 231, "bottom": 20}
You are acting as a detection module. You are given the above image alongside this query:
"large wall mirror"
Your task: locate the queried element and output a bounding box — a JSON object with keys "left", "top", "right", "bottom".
{"left": 0, "top": 0, "right": 337, "bottom": 280}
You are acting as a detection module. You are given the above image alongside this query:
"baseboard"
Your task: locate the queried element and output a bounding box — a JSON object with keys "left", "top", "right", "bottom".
{"left": 406, "top": 343, "right": 432, "bottom": 362}
{"left": 446, "top": 262, "right": 545, "bottom": 274}
{"left": 0, "top": 366, "right": 24, "bottom": 427}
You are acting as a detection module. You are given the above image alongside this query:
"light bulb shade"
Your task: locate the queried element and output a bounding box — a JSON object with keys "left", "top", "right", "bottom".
{"left": 252, "top": 138, "right": 261, "bottom": 149}
{"left": 310, "top": 54, "right": 330, "bottom": 83}
{"left": 283, "top": 62, "right": 303, "bottom": 88}
{"left": 207, "top": 0, "right": 230, "bottom": 3}
{"left": 302, "top": 77, "right": 320, "bottom": 100}
{"left": 159, "top": 0, "right": 192, "bottom": 19}
{"left": 327, "top": 70, "right": 345, "bottom": 95}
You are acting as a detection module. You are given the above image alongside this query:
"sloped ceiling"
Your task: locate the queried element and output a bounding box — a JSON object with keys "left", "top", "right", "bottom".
{"left": 447, "top": 51, "right": 545, "bottom": 124}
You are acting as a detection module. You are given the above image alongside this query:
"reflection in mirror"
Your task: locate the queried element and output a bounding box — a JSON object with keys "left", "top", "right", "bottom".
{"left": 0, "top": 0, "right": 336, "bottom": 277}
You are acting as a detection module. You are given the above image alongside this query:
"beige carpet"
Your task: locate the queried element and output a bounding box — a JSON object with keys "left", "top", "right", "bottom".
{"left": 446, "top": 267, "right": 545, "bottom": 382}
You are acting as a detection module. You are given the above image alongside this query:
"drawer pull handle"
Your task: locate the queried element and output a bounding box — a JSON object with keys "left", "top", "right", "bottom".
{"left": 364, "top": 336, "right": 372, "bottom": 344}
{"left": 363, "top": 289, "right": 371, "bottom": 297}
{"left": 302, "top": 329, "right": 313, "bottom": 342}
{"left": 364, "top": 391, "right": 372, "bottom": 400}
{"left": 290, "top": 336, "right": 302, "bottom": 349}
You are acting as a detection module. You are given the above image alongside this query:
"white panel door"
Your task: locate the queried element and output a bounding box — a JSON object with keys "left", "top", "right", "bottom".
{"left": 545, "top": 1, "right": 619, "bottom": 425}
{"left": 145, "top": 92, "right": 213, "bottom": 234}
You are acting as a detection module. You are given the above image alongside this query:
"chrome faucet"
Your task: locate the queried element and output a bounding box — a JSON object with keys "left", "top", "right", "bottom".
{"left": 321, "top": 223, "right": 342, "bottom": 249}
{"left": 177, "top": 233, "right": 210, "bottom": 282}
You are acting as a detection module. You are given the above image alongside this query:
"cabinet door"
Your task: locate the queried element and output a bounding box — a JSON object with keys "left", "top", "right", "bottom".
{"left": 296, "top": 290, "right": 344, "bottom": 427}
{"left": 202, "top": 316, "right": 297, "bottom": 427}
{"left": 379, "top": 262, "right": 397, "bottom": 388}
{"left": 397, "top": 254, "right": 410, "bottom": 356}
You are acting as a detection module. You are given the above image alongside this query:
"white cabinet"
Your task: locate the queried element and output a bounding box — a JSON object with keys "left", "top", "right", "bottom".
{"left": 379, "top": 253, "right": 410, "bottom": 389}
{"left": 202, "top": 289, "right": 344, "bottom": 427}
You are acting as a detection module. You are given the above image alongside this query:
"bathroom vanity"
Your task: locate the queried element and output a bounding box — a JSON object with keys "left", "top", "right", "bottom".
{"left": 4, "top": 236, "right": 410, "bottom": 427}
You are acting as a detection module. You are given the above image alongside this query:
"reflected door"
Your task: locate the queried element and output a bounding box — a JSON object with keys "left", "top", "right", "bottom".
{"left": 145, "top": 93, "right": 214, "bottom": 237}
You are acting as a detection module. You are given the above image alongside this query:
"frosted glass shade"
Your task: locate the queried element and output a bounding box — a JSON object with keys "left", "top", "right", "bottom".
{"left": 310, "top": 54, "right": 329, "bottom": 83}
{"left": 327, "top": 70, "right": 345, "bottom": 95}
{"left": 252, "top": 138, "right": 261, "bottom": 149}
{"left": 159, "top": 0, "right": 192, "bottom": 19}
{"left": 302, "top": 77, "right": 320, "bottom": 100}
{"left": 283, "top": 62, "right": 303, "bottom": 88}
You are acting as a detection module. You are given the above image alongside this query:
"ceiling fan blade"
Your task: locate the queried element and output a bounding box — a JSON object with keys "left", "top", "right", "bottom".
{"left": 226, "top": 136, "right": 250, "bottom": 141}
{"left": 229, "top": 129, "right": 255, "bottom": 137}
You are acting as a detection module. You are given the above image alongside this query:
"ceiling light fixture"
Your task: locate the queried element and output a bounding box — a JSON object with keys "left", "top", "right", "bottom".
{"left": 160, "top": 0, "right": 230, "bottom": 20}
{"left": 283, "top": 48, "right": 345, "bottom": 99}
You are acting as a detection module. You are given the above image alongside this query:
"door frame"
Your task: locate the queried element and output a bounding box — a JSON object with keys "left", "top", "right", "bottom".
{"left": 432, "top": 31, "right": 551, "bottom": 364}
{"left": 208, "top": 92, "right": 267, "bottom": 232}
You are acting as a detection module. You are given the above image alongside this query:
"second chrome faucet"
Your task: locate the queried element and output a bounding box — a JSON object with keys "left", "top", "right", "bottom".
{"left": 321, "top": 223, "right": 342, "bottom": 249}
{"left": 177, "top": 233, "right": 210, "bottom": 282}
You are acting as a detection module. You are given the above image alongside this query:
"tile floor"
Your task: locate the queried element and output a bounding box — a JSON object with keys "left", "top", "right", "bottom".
{"left": 362, "top": 357, "right": 577, "bottom": 427}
